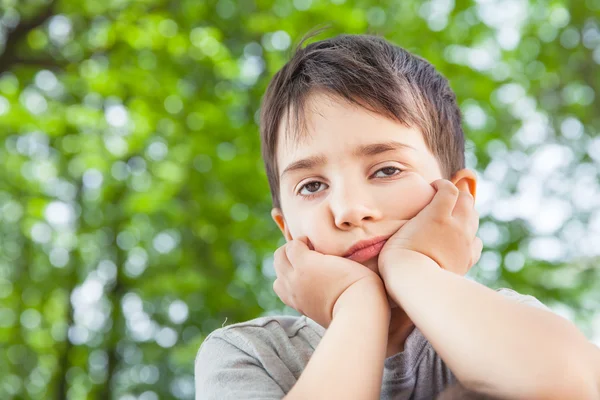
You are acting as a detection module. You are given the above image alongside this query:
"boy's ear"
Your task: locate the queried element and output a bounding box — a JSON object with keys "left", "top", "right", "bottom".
{"left": 450, "top": 169, "right": 477, "bottom": 201}
{"left": 271, "top": 208, "right": 293, "bottom": 242}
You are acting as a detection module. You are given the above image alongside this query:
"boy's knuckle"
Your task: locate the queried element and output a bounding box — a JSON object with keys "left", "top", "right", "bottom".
{"left": 458, "top": 194, "right": 472, "bottom": 207}
{"left": 459, "top": 190, "right": 473, "bottom": 200}
{"left": 439, "top": 180, "right": 458, "bottom": 196}
{"left": 273, "top": 280, "right": 281, "bottom": 295}
{"left": 432, "top": 214, "right": 447, "bottom": 225}
{"left": 274, "top": 247, "right": 285, "bottom": 261}
{"left": 439, "top": 179, "right": 452, "bottom": 189}
{"left": 454, "top": 232, "right": 469, "bottom": 247}
{"left": 475, "top": 237, "right": 483, "bottom": 249}
{"left": 464, "top": 235, "right": 472, "bottom": 247}
{"left": 272, "top": 261, "right": 282, "bottom": 275}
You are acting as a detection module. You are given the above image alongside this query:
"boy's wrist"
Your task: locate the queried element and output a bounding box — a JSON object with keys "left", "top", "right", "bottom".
{"left": 379, "top": 249, "right": 439, "bottom": 282}
{"left": 333, "top": 278, "right": 390, "bottom": 320}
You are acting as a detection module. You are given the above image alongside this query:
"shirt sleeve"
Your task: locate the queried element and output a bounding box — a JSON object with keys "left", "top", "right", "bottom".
{"left": 195, "top": 333, "right": 286, "bottom": 400}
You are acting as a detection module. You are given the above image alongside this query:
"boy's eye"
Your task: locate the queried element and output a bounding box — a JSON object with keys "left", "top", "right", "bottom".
{"left": 373, "top": 166, "right": 402, "bottom": 178}
{"left": 298, "top": 181, "right": 326, "bottom": 196}
{"left": 297, "top": 166, "right": 403, "bottom": 198}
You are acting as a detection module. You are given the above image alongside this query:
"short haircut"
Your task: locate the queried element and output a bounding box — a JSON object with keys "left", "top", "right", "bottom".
{"left": 259, "top": 31, "right": 465, "bottom": 209}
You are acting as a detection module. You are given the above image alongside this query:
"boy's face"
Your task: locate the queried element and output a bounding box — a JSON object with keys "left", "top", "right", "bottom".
{"left": 271, "top": 92, "right": 475, "bottom": 273}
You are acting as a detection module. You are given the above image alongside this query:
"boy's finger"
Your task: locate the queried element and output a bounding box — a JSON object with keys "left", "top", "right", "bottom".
{"left": 457, "top": 190, "right": 475, "bottom": 210}
{"left": 294, "top": 235, "right": 315, "bottom": 251}
{"left": 470, "top": 237, "right": 483, "bottom": 267}
{"left": 273, "top": 278, "right": 282, "bottom": 297}
{"left": 428, "top": 179, "right": 460, "bottom": 215}
{"left": 273, "top": 278, "right": 292, "bottom": 308}
{"left": 284, "top": 238, "right": 310, "bottom": 264}
{"left": 452, "top": 191, "right": 477, "bottom": 232}
{"left": 274, "top": 246, "right": 293, "bottom": 274}
{"left": 470, "top": 208, "right": 480, "bottom": 238}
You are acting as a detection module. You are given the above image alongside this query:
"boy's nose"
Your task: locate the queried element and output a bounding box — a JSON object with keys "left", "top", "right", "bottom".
{"left": 331, "top": 192, "right": 382, "bottom": 229}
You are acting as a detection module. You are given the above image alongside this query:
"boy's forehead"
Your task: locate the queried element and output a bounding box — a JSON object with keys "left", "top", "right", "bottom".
{"left": 276, "top": 92, "right": 424, "bottom": 160}
{"left": 276, "top": 91, "right": 382, "bottom": 152}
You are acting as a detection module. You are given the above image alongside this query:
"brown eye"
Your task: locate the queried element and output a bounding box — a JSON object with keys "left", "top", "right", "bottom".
{"left": 305, "top": 182, "right": 321, "bottom": 192}
{"left": 373, "top": 166, "right": 402, "bottom": 178}
{"left": 298, "top": 181, "right": 328, "bottom": 197}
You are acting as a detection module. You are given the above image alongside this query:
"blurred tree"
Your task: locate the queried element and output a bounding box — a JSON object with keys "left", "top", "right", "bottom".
{"left": 0, "top": 0, "right": 599, "bottom": 399}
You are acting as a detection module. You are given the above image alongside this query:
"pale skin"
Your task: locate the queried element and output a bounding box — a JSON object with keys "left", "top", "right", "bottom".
{"left": 271, "top": 92, "right": 600, "bottom": 399}
{"left": 272, "top": 91, "right": 479, "bottom": 356}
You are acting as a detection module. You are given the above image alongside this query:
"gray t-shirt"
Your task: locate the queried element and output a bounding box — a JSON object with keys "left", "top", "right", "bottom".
{"left": 195, "top": 288, "right": 549, "bottom": 400}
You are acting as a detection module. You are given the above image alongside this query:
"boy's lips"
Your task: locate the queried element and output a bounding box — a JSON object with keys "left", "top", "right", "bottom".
{"left": 345, "top": 240, "right": 387, "bottom": 263}
{"left": 343, "top": 235, "right": 390, "bottom": 263}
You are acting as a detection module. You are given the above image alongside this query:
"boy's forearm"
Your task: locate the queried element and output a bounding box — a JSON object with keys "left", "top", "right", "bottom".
{"left": 381, "top": 251, "right": 599, "bottom": 400}
{"left": 285, "top": 282, "right": 390, "bottom": 400}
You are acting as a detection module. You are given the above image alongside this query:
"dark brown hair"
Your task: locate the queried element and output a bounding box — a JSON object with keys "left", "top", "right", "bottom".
{"left": 259, "top": 30, "right": 465, "bottom": 209}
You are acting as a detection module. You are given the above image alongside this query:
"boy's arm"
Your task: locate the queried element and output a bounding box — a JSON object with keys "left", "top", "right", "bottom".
{"left": 285, "top": 279, "right": 390, "bottom": 400}
{"left": 381, "top": 250, "right": 600, "bottom": 400}
{"left": 195, "top": 280, "right": 389, "bottom": 400}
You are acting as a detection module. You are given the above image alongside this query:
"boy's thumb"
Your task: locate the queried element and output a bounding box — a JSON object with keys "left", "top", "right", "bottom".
{"left": 297, "top": 236, "right": 315, "bottom": 251}
{"left": 285, "top": 236, "right": 313, "bottom": 259}
{"left": 302, "top": 236, "right": 315, "bottom": 251}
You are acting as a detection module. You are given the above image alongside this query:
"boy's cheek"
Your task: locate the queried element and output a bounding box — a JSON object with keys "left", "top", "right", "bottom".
{"left": 285, "top": 222, "right": 321, "bottom": 253}
{"left": 385, "top": 172, "right": 436, "bottom": 219}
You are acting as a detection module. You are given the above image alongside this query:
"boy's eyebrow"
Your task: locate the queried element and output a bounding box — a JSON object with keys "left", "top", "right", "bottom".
{"left": 280, "top": 141, "right": 415, "bottom": 179}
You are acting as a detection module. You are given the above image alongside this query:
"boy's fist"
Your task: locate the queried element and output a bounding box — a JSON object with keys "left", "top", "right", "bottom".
{"left": 379, "top": 179, "right": 482, "bottom": 276}
{"left": 273, "top": 236, "right": 385, "bottom": 329}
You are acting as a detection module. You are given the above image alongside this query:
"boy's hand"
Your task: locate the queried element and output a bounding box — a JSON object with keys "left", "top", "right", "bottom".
{"left": 273, "top": 237, "right": 386, "bottom": 329}
{"left": 379, "top": 179, "right": 482, "bottom": 276}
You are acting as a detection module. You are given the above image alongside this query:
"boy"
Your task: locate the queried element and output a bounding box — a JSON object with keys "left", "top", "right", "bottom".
{"left": 195, "top": 33, "right": 600, "bottom": 399}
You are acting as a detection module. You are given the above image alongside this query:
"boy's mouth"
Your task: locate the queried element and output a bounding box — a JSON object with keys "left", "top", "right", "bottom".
{"left": 343, "top": 237, "right": 389, "bottom": 263}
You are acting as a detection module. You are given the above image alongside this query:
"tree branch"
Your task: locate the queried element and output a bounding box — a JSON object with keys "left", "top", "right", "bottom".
{"left": 9, "top": 56, "right": 66, "bottom": 71}
{"left": 0, "top": 1, "right": 57, "bottom": 74}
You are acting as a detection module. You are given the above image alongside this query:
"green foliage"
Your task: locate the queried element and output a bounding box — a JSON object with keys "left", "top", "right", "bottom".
{"left": 1, "top": 0, "right": 599, "bottom": 398}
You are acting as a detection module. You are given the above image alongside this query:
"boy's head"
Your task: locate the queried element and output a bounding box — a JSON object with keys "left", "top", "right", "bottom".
{"left": 259, "top": 33, "right": 477, "bottom": 272}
